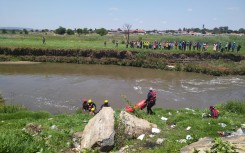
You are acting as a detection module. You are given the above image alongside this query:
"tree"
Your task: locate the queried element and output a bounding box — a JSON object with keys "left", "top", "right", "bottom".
{"left": 193, "top": 28, "right": 201, "bottom": 32}
{"left": 123, "top": 24, "right": 132, "bottom": 46}
{"left": 83, "top": 28, "right": 89, "bottom": 35}
{"left": 96, "top": 28, "right": 108, "bottom": 36}
{"left": 89, "top": 29, "right": 93, "bottom": 33}
{"left": 76, "top": 28, "right": 83, "bottom": 36}
{"left": 66, "top": 29, "right": 74, "bottom": 35}
{"left": 238, "top": 28, "right": 245, "bottom": 34}
{"left": 2, "top": 29, "right": 7, "bottom": 34}
{"left": 11, "top": 30, "right": 16, "bottom": 34}
{"left": 55, "top": 26, "right": 66, "bottom": 35}
{"left": 23, "top": 29, "right": 28, "bottom": 34}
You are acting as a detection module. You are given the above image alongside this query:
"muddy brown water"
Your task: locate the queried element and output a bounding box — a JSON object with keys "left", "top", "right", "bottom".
{"left": 0, "top": 63, "right": 244, "bottom": 114}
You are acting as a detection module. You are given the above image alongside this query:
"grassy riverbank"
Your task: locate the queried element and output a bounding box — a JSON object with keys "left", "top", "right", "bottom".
{"left": 0, "top": 33, "right": 244, "bottom": 54}
{"left": 0, "top": 33, "right": 245, "bottom": 76}
{"left": 0, "top": 95, "right": 244, "bottom": 153}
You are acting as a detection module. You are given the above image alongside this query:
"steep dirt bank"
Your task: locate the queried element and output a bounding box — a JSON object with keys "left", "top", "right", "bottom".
{"left": 0, "top": 47, "right": 244, "bottom": 62}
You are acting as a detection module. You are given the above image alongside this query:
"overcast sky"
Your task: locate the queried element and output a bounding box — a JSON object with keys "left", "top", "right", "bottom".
{"left": 0, "top": 0, "right": 244, "bottom": 30}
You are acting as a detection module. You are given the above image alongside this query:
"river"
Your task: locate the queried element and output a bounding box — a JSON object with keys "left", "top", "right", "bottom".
{"left": 0, "top": 63, "right": 244, "bottom": 114}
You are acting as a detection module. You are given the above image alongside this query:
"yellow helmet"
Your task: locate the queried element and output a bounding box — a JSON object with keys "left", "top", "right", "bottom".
{"left": 91, "top": 108, "right": 95, "bottom": 111}
{"left": 88, "top": 99, "right": 92, "bottom": 103}
{"left": 104, "top": 99, "right": 108, "bottom": 103}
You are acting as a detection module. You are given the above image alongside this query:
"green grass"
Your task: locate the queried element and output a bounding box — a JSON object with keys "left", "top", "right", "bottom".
{"left": 0, "top": 33, "right": 244, "bottom": 55}
{"left": 0, "top": 98, "right": 244, "bottom": 153}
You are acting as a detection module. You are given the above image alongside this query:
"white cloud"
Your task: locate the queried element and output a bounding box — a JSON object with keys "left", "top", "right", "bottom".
{"left": 109, "top": 7, "right": 119, "bottom": 11}
{"left": 113, "top": 18, "right": 119, "bottom": 21}
{"left": 227, "top": 7, "right": 239, "bottom": 11}
{"left": 212, "top": 18, "right": 217, "bottom": 21}
{"left": 135, "top": 18, "right": 143, "bottom": 24}
{"left": 187, "top": 8, "right": 193, "bottom": 12}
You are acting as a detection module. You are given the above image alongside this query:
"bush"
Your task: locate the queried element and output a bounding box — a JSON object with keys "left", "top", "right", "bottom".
{"left": 55, "top": 26, "right": 66, "bottom": 35}
{"left": 96, "top": 28, "right": 108, "bottom": 36}
{"left": 221, "top": 100, "right": 245, "bottom": 114}
{"left": 23, "top": 29, "right": 28, "bottom": 34}
{"left": 66, "top": 29, "right": 74, "bottom": 35}
{"left": 2, "top": 29, "right": 7, "bottom": 34}
{"left": 112, "top": 40, "right": 115, "bottom": 44}
{"left": 121, "top": 40, "right": 125, "bottom": 44}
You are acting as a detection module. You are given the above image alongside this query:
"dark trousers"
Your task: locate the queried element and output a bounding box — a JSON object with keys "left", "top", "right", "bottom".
{"left": 147, "top": 101, "right": 155, "bottom": 114}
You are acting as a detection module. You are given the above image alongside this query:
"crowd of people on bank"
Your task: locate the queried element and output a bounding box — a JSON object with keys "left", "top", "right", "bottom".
{"left": 121, "top": 40, "right": 242, "bottom": 53}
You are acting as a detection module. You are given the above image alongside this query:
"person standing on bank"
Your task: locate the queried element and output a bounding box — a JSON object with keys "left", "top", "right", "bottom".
{"left": 42, "top": 36, "right": 46, "bottom": 44}
{"left": 145, "top": 87, "right": 156, "bottom": 115}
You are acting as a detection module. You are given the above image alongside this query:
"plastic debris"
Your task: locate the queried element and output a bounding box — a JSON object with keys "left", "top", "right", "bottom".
{"left": 186, "top": 126, "right": 191, "bottom": 131}
{"left": 83, "top": 120, "right": 88, "bottom": 123}
{"left": 232, "top": 128, "right": 244, "bottom": 136}
{"left": 156, "top": 138, "right": 165, "bottom": 144}
{"left": 170, "top": 123, "right": 176, "bottom": 128}
{"left": 241, "top": 124, "right": 245, "bottom": 128}
{"left": 186, "top": 135, "right": 193, "bottom": 140}
{"left": 185, "top": 108, "right": 195, "bottom": 112}
{"left": 176, "top": 111, "right": 179, "bottom": 113}
{"left": 149, "top": 134, "right": 155, "bottom": 138}
{"left": 48, "top": 118, "right": 53, "bottom": 121}
{"left": 161, "top": 117, "right": 168, "bottom": 121}
{"left": 168, "top": 112, "right": 172, "bottom": 115}
{"left": 167, "top": 65, "right": 175, "bottom": 69}
{"left": 137, "top": 134, "right": 145, "bottom": 140}
{"left": 50, "top": 125, "right": 58, "bottom": 130}
{"left": 218, "top": 123, "right": 227, "bottom": 128}
{"left": 152, "top": 128, "right": 161, "bottom": 133}
{"left": 176, "top": 139, "right": 187, "bottom": 143}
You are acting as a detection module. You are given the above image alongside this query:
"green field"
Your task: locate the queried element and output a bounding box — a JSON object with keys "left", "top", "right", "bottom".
{"left": 0, "top": 32, "right": 244, "bottom": 54}
{"left": 0, "top": 96, "right": 245, "bottom": 152}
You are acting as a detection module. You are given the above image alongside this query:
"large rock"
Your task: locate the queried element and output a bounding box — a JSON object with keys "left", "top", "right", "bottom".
{"left": 80, "top": 107, "right": 115, "bottom": 152}
{"left": 119, "top": 111, "right": 157, "bottom": 138}
{"left": 180, "top": 135, "right": 245, "bottom": 153}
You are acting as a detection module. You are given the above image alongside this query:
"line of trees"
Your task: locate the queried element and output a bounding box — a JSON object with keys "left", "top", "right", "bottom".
{"left": 177, "top": 26, "right": 245, "bottom": 34}
{"left": 54, "top": 26, "right": 107, "bottom": 36}
{"left": 1, "top": 26, "right": 245, "bottom": 35}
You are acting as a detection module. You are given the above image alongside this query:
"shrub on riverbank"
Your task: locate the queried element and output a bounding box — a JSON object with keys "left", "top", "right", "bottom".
{"left": 0, "top": 97, "right": 244, "bottom": 152}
